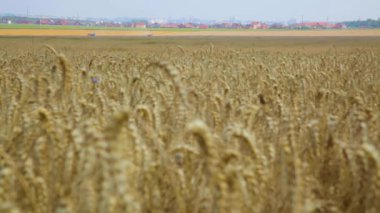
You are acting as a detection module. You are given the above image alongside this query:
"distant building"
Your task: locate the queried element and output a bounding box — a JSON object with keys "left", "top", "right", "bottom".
{"left": 250, "top": 21, "right": 261, "bottom": 29}
{"left": 73, "top": 21, "right": 82, "bottom": 26}
{"left": 270, "top": 23, "right": 285, "bottom": 29}
{"left": 222, "top": 22, "right": 233, "bottom": 28}
{"left": 124, "top": 23, "right": 134, "bottom": 28}
{"left": 261, "top": 24, "right": 269, "bottom": 29}
{"left": 148, "top": 23, "right": 161, "bottom": 28}
{"left": 16, "top": 20, "right": 33, "bottom": 24}
{"left": 199, "top": 24, "right": 209, "bottom": 29}
{"left": 55, "top": 19, "right": 69, "bottom": 25}
{"left": 232, "top": 23, "right": 243, "bottom": 29}
{"left": 211, "top": 22, "right": 233, "bottom": 29}
{"left": 134, "top": 23, "right": 146, "bottom": 28}
{"left": 249, "top": 21, "right": 269, "bottom": 29}
{"left": 294, "top": 22, "right": 343, "bottom": 29}
{"left": 159, "top": 23, "right": 179, "bottom": 28}
{"left": 36, "top": 19, "right": 51, "bottom": 25}
{"left": 333, "top": 23, "right": 347, "bottom": 29}
{"left": 178, "top": 23, "right": 195, "bottom": 28}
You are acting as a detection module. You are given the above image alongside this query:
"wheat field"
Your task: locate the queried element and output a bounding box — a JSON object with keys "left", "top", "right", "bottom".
{"left": 0, "top": 37, "right": 379, "bottom": 213}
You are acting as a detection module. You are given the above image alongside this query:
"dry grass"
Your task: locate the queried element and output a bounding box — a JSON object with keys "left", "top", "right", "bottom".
{"left": 0, "top": 37, "right": 379, "bottom": 213}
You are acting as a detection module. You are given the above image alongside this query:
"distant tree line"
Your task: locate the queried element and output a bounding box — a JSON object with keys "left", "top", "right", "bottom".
{"left": 343, "top": 18, "right": 380, "bottom": 28}
{"left": 3, "top": 15, "right": 380, "bottom": 29}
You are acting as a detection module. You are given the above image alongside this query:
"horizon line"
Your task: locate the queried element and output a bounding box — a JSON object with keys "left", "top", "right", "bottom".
{"left": 0, "top": 12, "right": 376, "bottom": 23}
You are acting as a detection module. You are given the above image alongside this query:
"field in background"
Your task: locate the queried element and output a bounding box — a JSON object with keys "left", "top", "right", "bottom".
{"left": 0, "top": 37, "right": 379, "bottom": 212}
{"left": 2, "top": 36, "right": 380, "bottom": 52}
{"left": 1, "top": 26, "right": 380, "bottom": 37}
{"left": 0, "top": 24, "right": 266, "bottom": 31}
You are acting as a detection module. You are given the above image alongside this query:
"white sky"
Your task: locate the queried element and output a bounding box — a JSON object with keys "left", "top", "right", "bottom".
{"left": 2, "top": 0, "right": 380, "bottom": 21}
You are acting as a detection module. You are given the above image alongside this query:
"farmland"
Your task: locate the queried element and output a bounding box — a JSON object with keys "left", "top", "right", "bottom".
{"left": 0, "top": 36, "right": 379, "bottom": 212}
{"left": 1, "top": 25, "right": 380, "bottom": 37}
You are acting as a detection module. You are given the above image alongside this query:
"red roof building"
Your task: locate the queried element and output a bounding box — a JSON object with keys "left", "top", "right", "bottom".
{"left": 55, "top": 20, "right": 69, "bottom": 25}
{"left": 199, "top": 24, "right": 209, "bottom": 29}
{"left": 249, "top": 21, "right": 269, "bottom": 29}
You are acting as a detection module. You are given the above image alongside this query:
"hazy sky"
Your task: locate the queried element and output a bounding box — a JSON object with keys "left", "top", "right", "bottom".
{"left": 2, "top": 0, "right": 380, "bottom": 21}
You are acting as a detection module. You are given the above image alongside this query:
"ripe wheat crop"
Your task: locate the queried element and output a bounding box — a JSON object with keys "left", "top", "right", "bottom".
{"left": 0, "top": 38, "right": 379, "bottom": 213}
